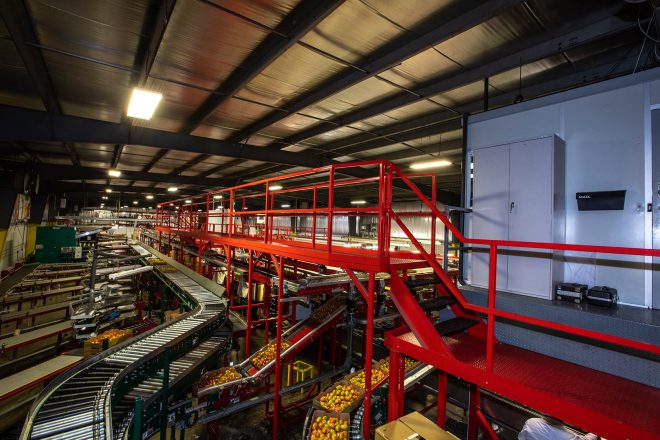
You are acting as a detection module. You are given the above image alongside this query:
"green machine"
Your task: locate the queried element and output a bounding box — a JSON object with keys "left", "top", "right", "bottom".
{"left": 34, "top": 226, "right": 77, "bottom": 263}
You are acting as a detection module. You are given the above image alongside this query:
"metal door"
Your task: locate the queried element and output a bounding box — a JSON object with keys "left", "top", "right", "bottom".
{"left": 508, "top": 138, "right": 553, "bottom": 298}
{"left": 652, "top": 110, "right": 660, "bottom": 309}
{"left": 471, "top": 144, "right": 509, "bottom": 289}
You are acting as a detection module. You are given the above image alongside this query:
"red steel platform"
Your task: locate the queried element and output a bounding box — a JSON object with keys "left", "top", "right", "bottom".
{"left": 387, "top": 330, "right": 660, "bottom": 440}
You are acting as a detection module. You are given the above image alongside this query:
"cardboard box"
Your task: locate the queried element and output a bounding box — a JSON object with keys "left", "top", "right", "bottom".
{"left": 375, "top": 412, "right": 459, "bottom": 440}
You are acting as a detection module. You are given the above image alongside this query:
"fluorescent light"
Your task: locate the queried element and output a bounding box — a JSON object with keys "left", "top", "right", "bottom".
{"left": 243, "top": 206, "right": 248, "bottom": 210}
{"left": 281, "top": 204, "right": 291, "bottom": 208}
{"left": 108, "top": 170, "right": 121, "bottom": 177}
{"left": 185, "top": 200, "right": 192, "bottom": 204}
{"left": 213, "top": 195, "right": 223, "bottom": 200}
{"left": 350, "top": 200, "right": 367, "bottom": 205}
{"left": 133, "top": 201, "right": 138, "bottom": 205}
{"left": 146, "top": 195, "right": 154, "bottom": 200}
{"left": 123, "top": 205, "right": 128, "bottom": 208}
{"left": 175, "top": 206, "right": 179, "bottom": 210}
{"left": 127, "top": 88, "right": 162, "bottom": 120}
{"left": 410, "top": 159, "right": 452, "bottom": 170}
{"left": 105, "top": 188, "right": 112, "bottom": 193}
{"left": 100, "top": 204, "right": 105, "bottom": 207}
{"left": 168, "top": 187, "right": 178, "bottom": 192}
{"left": 197, "top": 209, "right": 202, "bottom": 212}
{"left": 269, "top": 184, "right": 283, "bottom": 191}
{"left": 102, "top": 196, "right": 108, "bottom": 200}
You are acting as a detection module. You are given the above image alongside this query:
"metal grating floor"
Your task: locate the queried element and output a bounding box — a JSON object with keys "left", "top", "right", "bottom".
{"left": 396, "top": 331, "right": 660, "bottom": 438}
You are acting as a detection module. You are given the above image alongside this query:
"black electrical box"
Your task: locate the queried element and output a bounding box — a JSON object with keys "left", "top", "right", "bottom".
{"left": 576, "top": 190, "right": 626, "bottom": 211}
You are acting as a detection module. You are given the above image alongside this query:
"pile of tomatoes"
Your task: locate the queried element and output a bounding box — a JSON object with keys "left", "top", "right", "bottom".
{"left": 309, "top": 414, "right": 349, "bottom": 440}
{"left": 252, "top": 339, "right": 292, "bottom": 369}
{"left": 319, "top": 384, "right": 361, "bottom": 412}
{"left": 349, "top": 368, "right": 385, "bottom": 388}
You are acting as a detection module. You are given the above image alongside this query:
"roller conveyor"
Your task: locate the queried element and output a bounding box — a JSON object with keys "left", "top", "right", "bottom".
{"left": 20, "top": 244, "right": 229, "bottom": 440}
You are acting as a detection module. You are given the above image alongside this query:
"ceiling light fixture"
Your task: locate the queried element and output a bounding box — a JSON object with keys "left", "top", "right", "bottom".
{"left": 410, "top": 159, "right": 452, "bottom": 170}
{"left": 105, "top": 188, "right": 112, "bottom": 193}
{"left": 185, "top": 200, "right": 192, "bottom": 204}
{"left": 108, "top": 170, "right": 121, "bottom": 177}
{"left": 102, "top": 196, "right": 108, "bottom": 200}
{"left": 127, "top": 88, "right": 162, "bottom": 120}
{"left": 146, "top": 195, "right": 154, "bottom": 200}
{"left": 167, "top": 187, "right": 178, "bottom": 192}
{"left": 133, "top": 201, "right": 138, "bottom": 205}
{"left": 213, "top": 195, "right": 223, "bottom": 200}
{"left": 281, "top": 204, "right": 291, "bottom": 208}
{"left": 350, "top": 200, "right": 367, "bottom": 205}
{"left": 269, "top": 184, "right": 283, "bottom": 191}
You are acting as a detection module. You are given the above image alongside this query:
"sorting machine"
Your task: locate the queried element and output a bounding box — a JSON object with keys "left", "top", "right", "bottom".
{"left": 19, "top": 244, "right": 231, "bottom": 440}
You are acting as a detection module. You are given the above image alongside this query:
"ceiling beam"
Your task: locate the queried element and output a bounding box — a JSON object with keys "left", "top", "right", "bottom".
{"left": 250, "top": 6, "right": 632, "bottom": 151}
{"left": 182, "top": 0, "right": 345, "bottom": 133}
{"left": 173, "top": 0, "right": 344, "bottom": 177}
{"left": 47, "top": 181, "right": 187, "bottom": 197}
{"left": 0, "top": 160, "right": 233, "bottom": 188}
{"left": 0, "top": 104, "right": 332, "bottom": 168}
{"left": 126, "top": 0, "right": 178, "bottom": 185}
{"left": 224, "top": 0, "right": 523, "bottom": 144}
{"left": 1, "top": 0, "right": 81, "bottom": 167}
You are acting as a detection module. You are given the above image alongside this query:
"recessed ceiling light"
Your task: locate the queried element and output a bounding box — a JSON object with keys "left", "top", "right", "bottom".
{"left": 350, "top": 200, "right": 367, "bottom": 205}
{"left": 133, "top": 201, "right": 138, "bottom": 205}
{"left": 269, "top": 184, "right": 283, "bottom": 191}
{"left": 185, "top": 200, "right": 192, "bottom": 204}
{"left": 102, "top": 196, "right": 108, "bottom": 200}
{"left": 105, "top": 188, "right": 112, "bottom": 193}
{"left": 167, "top": 187, "right": 178, "bottom": 192}
{"left": 213, "top": 195, "right": 223, "bottom": 200}
{"left": 127, "top": 88, "right": 162, "bottom": 120}
{"left": 108, "top": 170, "right": 121, "bottom": 177}
{"left": 146, "top": 195, "right": 154, "bottom": 200}
{"left": 410, "top": 159, "right": 452, "bottom": 170}
{"left": 281, "top": 204, "right": 291, "bottom": 208}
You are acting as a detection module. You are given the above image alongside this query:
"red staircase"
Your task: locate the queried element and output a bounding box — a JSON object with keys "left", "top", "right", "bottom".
{"left": 155, "top": 160, "right": 660, "bottom": 440}
{"left": 385, "top": 163, "right": 660, "bottom": 440}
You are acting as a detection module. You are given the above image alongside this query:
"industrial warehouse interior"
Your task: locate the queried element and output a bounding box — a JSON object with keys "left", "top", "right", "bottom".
{"left": 0, "top": 0, "right": 659, "bottom": 439}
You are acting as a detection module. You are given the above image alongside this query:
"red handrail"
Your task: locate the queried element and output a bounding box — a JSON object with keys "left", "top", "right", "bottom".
{"left": 155, "top": 160, "right": 660, "bottom": 360}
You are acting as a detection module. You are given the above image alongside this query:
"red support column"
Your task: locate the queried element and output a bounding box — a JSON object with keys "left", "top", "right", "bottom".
{"left": 437, "top": 371, "right": 447, "bottom": 429}
{"left": 327, "top": 167, "right": 334, "bottom": 253}
{"left": 431, "top": 175, "right": 437, "bottom": 260}
{"left": 312, "top": 188, "right": 317, "bottom": 248}
{"left": 387, "top": 349, "right": 402, "bottom": 422}
{"left": 246, "top": 250, "right": 254, "bottom": 358}
{"left": 272, "top": 256, "right": 284, "bottom": 439}
{"left": 225, "top": 245, "right": 232, "bottom": 310}
{"left": 486, "top": 244, "right": 497, "bottom": 372}
{"left": 363, "top": 273, "right": 375, "bottom": 439}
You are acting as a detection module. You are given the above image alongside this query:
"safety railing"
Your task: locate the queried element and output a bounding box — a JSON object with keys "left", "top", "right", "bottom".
{"left": 156, "top": 160, "right": 660, "bottom": 372}
{"left": 387, "top": 162, "right": 660, "bottom": 373}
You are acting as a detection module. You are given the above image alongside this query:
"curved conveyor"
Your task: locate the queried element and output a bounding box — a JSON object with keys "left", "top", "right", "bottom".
{"left": 20, "top": 244, "right": 229, "bottom": 440}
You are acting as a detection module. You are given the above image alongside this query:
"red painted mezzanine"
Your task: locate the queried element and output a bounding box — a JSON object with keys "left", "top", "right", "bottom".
{"left": 154, "top": 160, "right": 660, "bottom": 440}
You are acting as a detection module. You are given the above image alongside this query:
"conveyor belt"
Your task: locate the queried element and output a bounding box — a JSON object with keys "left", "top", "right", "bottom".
{"left": 196, "top": 304, "right": 346, "bottom": 396}
{"left": 20, "top": 244, "right": 229, "bottom": 440}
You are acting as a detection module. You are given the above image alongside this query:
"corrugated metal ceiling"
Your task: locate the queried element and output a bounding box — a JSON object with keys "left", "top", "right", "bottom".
{"left": 0, "top": 0, "right": 650, "bottom": 203}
